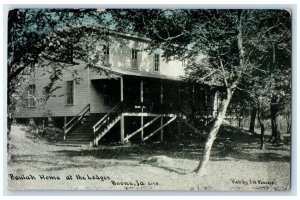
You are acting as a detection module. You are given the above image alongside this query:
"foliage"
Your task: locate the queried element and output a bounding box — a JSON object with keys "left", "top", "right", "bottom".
{"left": 105, "top": 9, "right": 291, "bottom": 173}
{"left": 107, "top": 9, "right": 291, "bottom": 99}
{"left": 7, "top": 9, "right": 108, "bottom": 126}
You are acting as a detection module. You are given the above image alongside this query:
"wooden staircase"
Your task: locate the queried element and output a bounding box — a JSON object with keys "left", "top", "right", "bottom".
{"left": 56, "top": 115, "right": 100, "bottom": 146}
{"left": 93, "top": 114, "right": 121, "bottom": 146}
{"left": 56, "top": 102, "right": 208, "bottom": 146}
{"left": 57, "top": 102, "right": 123, "bottom": 146}
{"left": 56, "top": 102, "right": 123, "bottom": 146}
{"left": 93, "top": 102, "right": 123, "bottom": 146}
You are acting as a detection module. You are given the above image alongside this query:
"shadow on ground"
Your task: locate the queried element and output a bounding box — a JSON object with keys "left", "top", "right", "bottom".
{"left": 53, "top": 125, "right": 291, "bottom": 164}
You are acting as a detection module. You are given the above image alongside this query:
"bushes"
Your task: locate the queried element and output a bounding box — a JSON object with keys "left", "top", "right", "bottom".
{"left": 19, "top": 117, "right": 64, "bottom": 143}
{"left": 40, "top": 126, "right": 63, "bottom": 143}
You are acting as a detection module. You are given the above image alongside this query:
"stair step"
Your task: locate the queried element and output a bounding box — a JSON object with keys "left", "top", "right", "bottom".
{"left": 66, "top": 136, "right": 94, "bottom": 140}
{"left": 64, "top": 114, "right": 121, "bottom": 145}
{"left": 67, "top": 133, "right": 93, "bottom": 136}
{"left": 64, "top": 139, "right": 93, "bottom": 142}
{"left": 56, "top": 144, "right": 90, "bottom": 147}
{"left": 74, "top": 128, "right": 93, "bottom": 131}
{"left": 72, "top": 130, "right": 93, "bottom": 133}
{"left": 66, "top": 134, "right": 94, "bottom": 137}
{"left": 66, "top": 135, "right": 94, "bottom": 138}
{"left": 56, "top": 142, "right": 92, "bottom": 146}
{"left": 60, "top": 138, "right": 92, "bottom": 141}
{"left": 69, "top": 134, "right": 93, "bottom": 137}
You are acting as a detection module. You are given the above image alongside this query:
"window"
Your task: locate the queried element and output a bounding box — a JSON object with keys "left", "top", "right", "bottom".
{"left": 154, "top": 54, "right": 160, "bottom": 72}
{"left": 66, "top": 81, "right": 74, "bottom": 105}
{"left": 28, "top": 84, "right": 36, "bottom": 107}
{"left": 131, "top": 49, "right": 138, "bottom": 70}
{"left": 103, "top": 45, "right": 109, "bottom": 65}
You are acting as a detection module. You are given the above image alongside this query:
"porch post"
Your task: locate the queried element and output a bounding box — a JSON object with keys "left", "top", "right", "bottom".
{"left": 160, "top": 81, "right": 163, "bottom": 105}
{"left": 63, "top": 116, "right": 66, "bottom": 140}
{"left": 120, "top": 76, "right": 124, "bottom": 144}
{"left": 120, "top": 76, "right": 124, "bottom": 102}
{"left": 141, "top": 79, "right": 144, "bottom": 140}
{"left": 160, "top": 117, "right": 164, "bottom": 141}
{"left": 178, "top": 83, "right": 181, "bottom": 112}
{"left": 192, "top": 85, "right": 195, "bottom": 109}
{"left": 178, "top": 119, "right": 181, "bottom": 139}
{"left": 160, "top": 81, "right": 164, "bottom": 141}
{"left": 213, "top": 91, "right": 219, "bottom": 117}
{"left": 120, "top": 114, "right": 124, "bottom": 144}
{"left": 87, "top": 65, "right": 90, "bottom": 105}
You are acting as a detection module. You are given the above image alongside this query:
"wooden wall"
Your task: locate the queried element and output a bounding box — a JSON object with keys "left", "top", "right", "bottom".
{"left": 14, "top": 34, "right": 185, "bottom": 118}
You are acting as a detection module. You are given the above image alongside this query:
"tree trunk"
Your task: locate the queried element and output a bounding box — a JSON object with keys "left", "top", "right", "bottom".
{"left": 257, "top": 105, "right": 265, "bottom": 150}
{"left": 7, "top": 105, "right": 14, "bottom": 162}
{"left": 249, "top": 106, "right": 257, "bottom": 134}
{"left": 275, "top": 115, "right": 284, "bottom": 144}
{"left": 286, "top": 117, "right": 291, "bottom": 134}
{"left": 194, "top": 88, "right": 232, "bottom": 176}
{"left": 270, "top": 101, "right": 284, "bottom": 144}
{"left": 285, "top": 106, "right": 291, "bottom": 134}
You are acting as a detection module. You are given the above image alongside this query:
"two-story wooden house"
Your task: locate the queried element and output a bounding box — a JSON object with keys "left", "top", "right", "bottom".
{"left": 14, "top": 29, "right": 220, "bottom": 146}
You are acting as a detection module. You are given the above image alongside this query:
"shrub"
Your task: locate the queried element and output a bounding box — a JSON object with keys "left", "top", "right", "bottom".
{"left": 40, "top": 126, "right": 64, "bottom": 143}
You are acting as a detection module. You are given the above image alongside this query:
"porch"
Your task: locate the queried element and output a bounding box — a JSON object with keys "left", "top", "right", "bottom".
{"left": 60, "top": 73, "right": 220, "bottom": 146}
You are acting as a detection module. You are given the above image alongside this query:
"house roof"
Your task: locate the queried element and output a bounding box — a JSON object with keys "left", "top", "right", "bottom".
{"left": 96, "top": 65, "right": 180, "bottom": 81}
{"left": 64, "top": 25, "right": 151, "bottom": 43}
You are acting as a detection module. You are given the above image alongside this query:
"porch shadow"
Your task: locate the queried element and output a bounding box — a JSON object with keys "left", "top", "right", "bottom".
{"left": 53, "top": 125, "right": 290, "bottom": 164}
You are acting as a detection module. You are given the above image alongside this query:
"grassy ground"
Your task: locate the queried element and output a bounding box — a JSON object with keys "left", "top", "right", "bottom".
{"left": 7, "top": 124, "right": 290, "bottom": 191}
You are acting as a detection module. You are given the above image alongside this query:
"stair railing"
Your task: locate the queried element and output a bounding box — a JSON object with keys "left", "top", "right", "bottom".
{"left": 92, "top": 101, "right": 123, "bottom": 141}
{"left": 63, "top": 103, "right": 90, "bottom": 140}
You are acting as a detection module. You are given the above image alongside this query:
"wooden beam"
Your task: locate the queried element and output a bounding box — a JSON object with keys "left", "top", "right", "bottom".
{"left": 160, "top": 116, "right": 164, "bottom": 141}
{"left": 124, "top": 115, "right": 161, "bottom": 142}
{"left": 213, "top": 91, "right": 219, "bottom": 117}
{"left": 120, "top": 114, "right": 124, "bottom": 144}
{"left": 63, "top": 116, "right": 66, "bottom": 140}
{"left": 141, "top": 116, "right": 144, "bottom": 140}
{"left": 192, "top": 85, "right": 195, "bottom": 109}
{"left": 141, "top": 79, "right": 144, "bottom": 140}
{"left": 123, "top": 113, "right": 160, "bottom": 117}
{"left": 143, "top": 116, "right": 177, "bottom": 142}
{"left": 160, "top": 81, "right": 163, "bottom": 104}
{"left": 141, "top": 79, "right": 144, "bottom": 103}
{"left": 178, "top": 119, "right": 181, "bottom": 137}
{"left": 120, "top": 76, "right": 124, "bottom": 101}
{"left": 122, "top": 113, "right": 177, "bottom": 117}
{"left": 178, "top": 84, "right": 181, "bottom": 111}
{"left": 87, "top": 65, "right": 90, "bottom": 105}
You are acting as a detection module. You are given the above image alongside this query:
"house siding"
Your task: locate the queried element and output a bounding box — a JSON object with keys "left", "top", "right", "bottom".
{"left": 14, "top": 33, "right": 184, "bottom": 118}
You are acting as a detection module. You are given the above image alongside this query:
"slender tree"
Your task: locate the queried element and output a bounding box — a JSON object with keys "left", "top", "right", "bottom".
{"left": 106, "top": 9, "right": 291, "bottom": 175}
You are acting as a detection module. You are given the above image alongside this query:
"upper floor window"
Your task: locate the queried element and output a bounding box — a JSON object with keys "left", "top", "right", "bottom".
{"left": 154, "top": 54, "right": 160, "bottom": 72}
{"left": 66, "top": 81, "right": 74, "bottom": 105}
{"left": 132, "top": 49, "right": 138, "bottom": 70}
{"left": 28, "top": 84, "right": 36, "bottom": 107}
{"left": 103, "top": 45, "right": 109, "bottom": 66}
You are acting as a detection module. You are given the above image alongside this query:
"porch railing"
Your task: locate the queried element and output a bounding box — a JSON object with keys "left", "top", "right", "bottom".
{"left": 93, "top": 101, "right": 123, "bottom": 137}
{"left": 63, "top": 103, "right": 90, "bottom": 139}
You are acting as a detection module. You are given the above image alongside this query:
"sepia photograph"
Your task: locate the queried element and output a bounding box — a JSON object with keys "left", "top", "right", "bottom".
{"left": 6, "top": 8, "right": 292, "bottom": 191}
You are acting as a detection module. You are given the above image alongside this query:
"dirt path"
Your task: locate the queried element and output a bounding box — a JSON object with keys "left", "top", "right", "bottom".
{"left": 7, "top": 125, "right": 290, "bottom": 191}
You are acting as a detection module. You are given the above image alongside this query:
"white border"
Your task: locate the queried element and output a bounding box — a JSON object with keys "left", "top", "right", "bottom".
{"left": 1, "top": 1, "right": 299, "bottom": 199}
